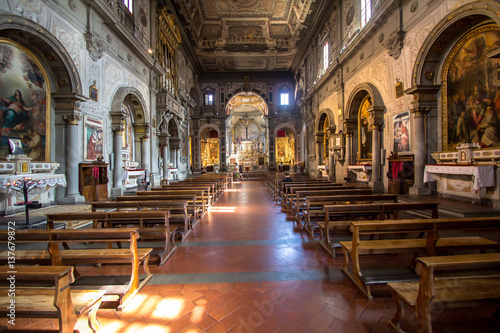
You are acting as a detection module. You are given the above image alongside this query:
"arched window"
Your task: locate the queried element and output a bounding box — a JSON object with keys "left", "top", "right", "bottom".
{"left": 361, "top": 0, "right": 372, "bottom": 28}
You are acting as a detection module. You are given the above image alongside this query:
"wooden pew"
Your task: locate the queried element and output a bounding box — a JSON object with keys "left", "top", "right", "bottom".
{"left": 310, "top": 194, "right": 399, "bottom": 254}
{"left": 138, "top": 188, "right": 210, "bottom": 212}
{"left": 339, "top": 216, "right": 500, "bottom": 300}
{"left": 282, "top": 183, "right": 345, "bottom": 212}
{"left": 293, "top": 188, "right": 373, "bottom": 226}
{"left": 47, "top": 210, "right": 179, "bottom": 265}
{"left": 0, "top": 228, "right": 152, "bottom": 310}
{"left": 388, "top": 253, "right": 500, "bottom": 333}
{"left": 0, "top": 266, "right": 105, "bottom": 333}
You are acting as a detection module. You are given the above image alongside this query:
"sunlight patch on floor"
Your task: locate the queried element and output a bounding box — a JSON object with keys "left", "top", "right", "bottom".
{"left": 209, "top": 206, "right": 237, "bottom": 213}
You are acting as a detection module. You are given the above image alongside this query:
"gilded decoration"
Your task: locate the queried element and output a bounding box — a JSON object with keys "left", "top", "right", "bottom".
{"left": 442, "top": 24, "right": 500, "bottom": 150}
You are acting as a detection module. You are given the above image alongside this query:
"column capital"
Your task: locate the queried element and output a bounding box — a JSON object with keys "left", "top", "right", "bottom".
{"left": 411, "top": 106, "right": 432, "bottom": 118}
{"left": 315, "top": 132, "right": 324, "bottom": 144}
{"left": 343, "top": 119, "right": 357, "bottom": 135}
{"left": 63, "top": 113, "right": 81, "bottom": 125}
{"left": 367, "top": 106, "right": 385, "bottom": 130}
{"left": 405, "top": 84, "right": 440, "bottom": 111}
{"left": 53, "top": 93, "right": 87, "bottom": 113}
{"left": 133, "top": 123, "right": 151, "bottom": 134}
{"left": 158, "top": 133, "right": 170, "bottom": 146}
{"left": 110, "top": 111, "right": 126, "bottom": 133}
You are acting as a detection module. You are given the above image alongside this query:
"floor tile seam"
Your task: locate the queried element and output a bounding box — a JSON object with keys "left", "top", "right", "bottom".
{"left": 178, "top": 239, "right": 317, "bottom": 247}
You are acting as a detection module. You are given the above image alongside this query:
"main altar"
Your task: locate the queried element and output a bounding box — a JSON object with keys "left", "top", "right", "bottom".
{"left": 0, "top": 154, "right": 65, "bottom": 215}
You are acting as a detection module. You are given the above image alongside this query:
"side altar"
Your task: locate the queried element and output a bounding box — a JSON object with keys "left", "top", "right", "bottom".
{"left": 426, "top": 144, "right": 499, "bottom": 206}
{"left": 0, "top": 155, "right": 65, "bottom": 215}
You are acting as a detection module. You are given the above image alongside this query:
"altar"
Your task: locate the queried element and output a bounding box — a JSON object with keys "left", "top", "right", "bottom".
{"left": 424, "top": 164, "right": 496, "bottom": 202}
{"left": 347, "top": 164, "right": 372, "bottom": 182}
{"left": 0, "top": 154, "right": 65, "bottom": 215}
{"left": 0, "top": 173, "right": 66, "bottom": 215}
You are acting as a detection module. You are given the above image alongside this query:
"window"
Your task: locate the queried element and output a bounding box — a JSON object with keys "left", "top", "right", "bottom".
{"left": 323, "top": 42, "right": 329, "bottom": 71}
{"left": 123, "top": 0, "right": 133, "bottom": 14}
{"left": 361, "top": 0, "right": 372, "bottom": 28}
{"left": 280, "top": 93, "right": 289, "bottom": 106}
{"left": 204, "top": 93, "right": 214, "bottom": 106}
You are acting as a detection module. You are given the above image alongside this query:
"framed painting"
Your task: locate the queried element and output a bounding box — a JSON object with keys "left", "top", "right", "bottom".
{"left": 83, "top": 115, "right": 104, "bottom": 161}
{"left": 0, "top": 38, "right": 50, "bottom": 161}
{"left": 89, "top": 81, "right": 98, "bottom": 102}
{"left": 393, "top": 111, "right": 410, "bottom": 153}
{"left": 442, "top": 24, "right": 500, "bottom": 150}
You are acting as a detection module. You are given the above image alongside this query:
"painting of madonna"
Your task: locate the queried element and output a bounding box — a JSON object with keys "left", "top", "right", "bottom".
{"left": 0, "top": 39, "right": 47, "bottom": 160}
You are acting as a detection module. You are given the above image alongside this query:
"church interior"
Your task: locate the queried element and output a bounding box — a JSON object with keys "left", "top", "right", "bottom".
{"left": 1, "top": 0, "right": 500, "bottom": 332}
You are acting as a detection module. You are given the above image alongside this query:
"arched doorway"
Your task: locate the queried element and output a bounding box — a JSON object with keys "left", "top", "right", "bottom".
{"left": 200, "top": 127, "right": 219, "bottom": 171}
{"left": 226, "top": 92, "right": 268, "bottom": 172}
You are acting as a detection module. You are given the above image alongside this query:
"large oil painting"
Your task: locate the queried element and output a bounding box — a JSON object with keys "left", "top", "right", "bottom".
{"left": 358, "top": 96, "right": 373, "bottom": 161}
{"left": 443, "top": 24, "right": 500, "bottom": 150}
{"left": 83, "top": 115, "right": 104, "bottom": 161}
{"left": 0, "top": 39, "right": 49, "bottom": 161}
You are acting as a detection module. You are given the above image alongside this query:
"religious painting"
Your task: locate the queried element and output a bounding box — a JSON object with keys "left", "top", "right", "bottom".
{"left": 83, "top": 115, "right": 104, "bottom": 161}
{"left": 275, "top": 127, "right": 295, "bottom": 164}
{"left": 0, "top": 39, "right": 49, "bottom": 161}
{"left": 393, "top": 111, "right": 410, "bottom": 153}
{"left": 358, "top": 96, "right": 373, "bottom": 161}
{"left": 89, "top": 81, "right": 98, "bottom": 101}
{"left": 443, "top": 24, "right": 500, "bottom": 150}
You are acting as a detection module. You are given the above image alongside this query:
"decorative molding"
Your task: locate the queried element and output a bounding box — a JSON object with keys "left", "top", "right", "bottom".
{"left": 384, "top": 31, "right": 406, "bottom": 59}
{"left": 84, "top": 33, "right": 105, "bottom": 61}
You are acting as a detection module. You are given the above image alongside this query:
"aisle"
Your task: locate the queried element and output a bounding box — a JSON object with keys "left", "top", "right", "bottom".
{"left": 73, "top": 181, "right": 497, "bottom": 333}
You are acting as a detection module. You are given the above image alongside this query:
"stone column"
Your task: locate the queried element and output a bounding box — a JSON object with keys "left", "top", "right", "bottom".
{"left": 133, "top": 123, "right": 151, "bottom": 170}
{"left": 343, "top": 119, "right": 357, "bottom": 166}
{"left": 158, "top": 134, "right": 170, "bottom": 182}
{"left": 367, "top": 106, "right": 385, "bottom": 193}
{"left": 110, "top": 112, "right": 125, "bottom": 197}
{"left": 315, "top": 133, "right": 324, "bottom": 177}
{"left": 62, "top": 114, "right": 86, "bottom": 203}
{"left": 327, "top": 127, "right": 336, "bottom": 181}
{"left": 228, "top": 133, "right": 233, "bottom": 155}
{"left": 406, "top": 85, "right": 440, "bottom": 195}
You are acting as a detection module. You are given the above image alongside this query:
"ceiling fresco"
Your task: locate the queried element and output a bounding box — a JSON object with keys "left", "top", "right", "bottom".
{"left": 172, "top": 0, "right": 329, "bottom": 72}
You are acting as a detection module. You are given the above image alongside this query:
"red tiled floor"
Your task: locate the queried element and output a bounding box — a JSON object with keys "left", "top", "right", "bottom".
{"left": 13, "top": 181, "right": 500, "bottom": 332}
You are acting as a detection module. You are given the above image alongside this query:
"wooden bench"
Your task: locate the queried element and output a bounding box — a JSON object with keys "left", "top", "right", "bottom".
{"left": 339, "top": 216, "right": 500, "bottom": 300}
{"left": 47, "top": 210, "right": 179, "bottom": 265}
{"left": 388, "top": 253, "right": 500, "bottom": 333}
{"left": 137, "top": 188, "right": 209, "bottom": 213}
{"left": 292, "top": 188, "right": 373, "bottom": 227}
{"left": 0, "top": 228, "right": 152, "bottom": 310}
{"left": 282, "top": 183, "right": 346, "bottom": 212}
{"left": 310, "top": 194, "right": 399, "bottom": 254}
{"left": 0, "top": 266, "right": 105, "bottom": 333}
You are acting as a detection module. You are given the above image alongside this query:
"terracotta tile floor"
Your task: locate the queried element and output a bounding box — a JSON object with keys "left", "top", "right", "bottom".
{"left": 5, "top": 181, "right": 499, "bottom": 332}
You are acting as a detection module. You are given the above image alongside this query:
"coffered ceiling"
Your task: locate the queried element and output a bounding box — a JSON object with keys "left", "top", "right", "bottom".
{"left": 170, "top": 0, "right": 331, "bottom": 73}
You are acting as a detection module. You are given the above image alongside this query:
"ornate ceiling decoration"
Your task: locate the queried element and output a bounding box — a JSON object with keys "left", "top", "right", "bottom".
{"left": 172, "top": 0, "right": 328, "bottom": 72}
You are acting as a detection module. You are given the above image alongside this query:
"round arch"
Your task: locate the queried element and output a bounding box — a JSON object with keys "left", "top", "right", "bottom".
{"left": 316, "top": 108, "right": 336, "bottom": 132}
{"left": 226, "top": 92, "right": 268, "bottom": 115}
{"left": 0, "top": 15, "right": 83, "bottom": 95}
{"left": 345, "top": 83, "right": 384, "bottom": 120}
{"left": 110, "top": 87, "right": 149, "bottom": 123}
{"left": 412, "top": 2, "right": 500, "bottom": 86}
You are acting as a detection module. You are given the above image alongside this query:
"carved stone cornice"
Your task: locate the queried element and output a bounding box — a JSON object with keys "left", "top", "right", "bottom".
{"left": 367, "top": 106, "right": 385, "bottom": 130}
{"left": 315, "top": 132, "right": 325, "bottom": 144}
{"left": 405, "top": 85, "right": 440, "bottom": 116}
{"left": 53, "top": 93, "right": 87, "bottom": 113}
{"left": 133, "top": 123, "right": 151, "bottom": 134}
{"left": 326, "top": 126, "right": 336, "bottom": 137}
{"left": 158, "top": 133, "right": 170, "bottom": 146}
{"left": 63, "top": 114, "right": 81, "bottom": 125}
{"left": 343, "top": 119, "right": 357, "bottom": 135}
{"left": 110, "top": 111, "right": 126, "bottom": 133}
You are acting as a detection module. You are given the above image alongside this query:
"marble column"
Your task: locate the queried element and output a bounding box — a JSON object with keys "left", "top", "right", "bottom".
{"left": 110, "top": 113, "right": 125, "bottom": 197}
{"left": 327, "top": 127, "right": 336, "bottom": 182}
{"left": 228, "top": 133, "right": 233, "bottom": 155}
{"left": 410, "top": 107, "right": 432, "bottom": 195}
{"left": 158, "top": 134, "right": 170, "bottom": 181}
{"left": 62, "top": 114, "right": 85, "bottom": 203}
{"left": 406, "top": 85, "right": 439, "bottom": 196}
{"left": 315, "top": 133, "right": 324, "bottom": 177}
{"left": 367, "top": 106, "right": 384, "bottom": 193}
{"left": 141, "top": 135, "right": 150, "bottom": 171}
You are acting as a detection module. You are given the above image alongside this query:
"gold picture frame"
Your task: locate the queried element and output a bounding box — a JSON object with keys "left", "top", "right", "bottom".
{"left": 89, "top": 81, "right": 98, "bottom": 102}
{"left": 395, "top": 79, "right": 404, "bottom": 98}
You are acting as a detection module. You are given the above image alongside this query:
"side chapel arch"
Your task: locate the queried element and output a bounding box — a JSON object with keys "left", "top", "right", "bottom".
{"left": 0, "top": 15, "right": 86, "bottom": 202}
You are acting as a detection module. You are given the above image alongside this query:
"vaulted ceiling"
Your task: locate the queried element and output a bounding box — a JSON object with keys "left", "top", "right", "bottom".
{"left": 170, "top": 0, "right": 332, "bottom": 73}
